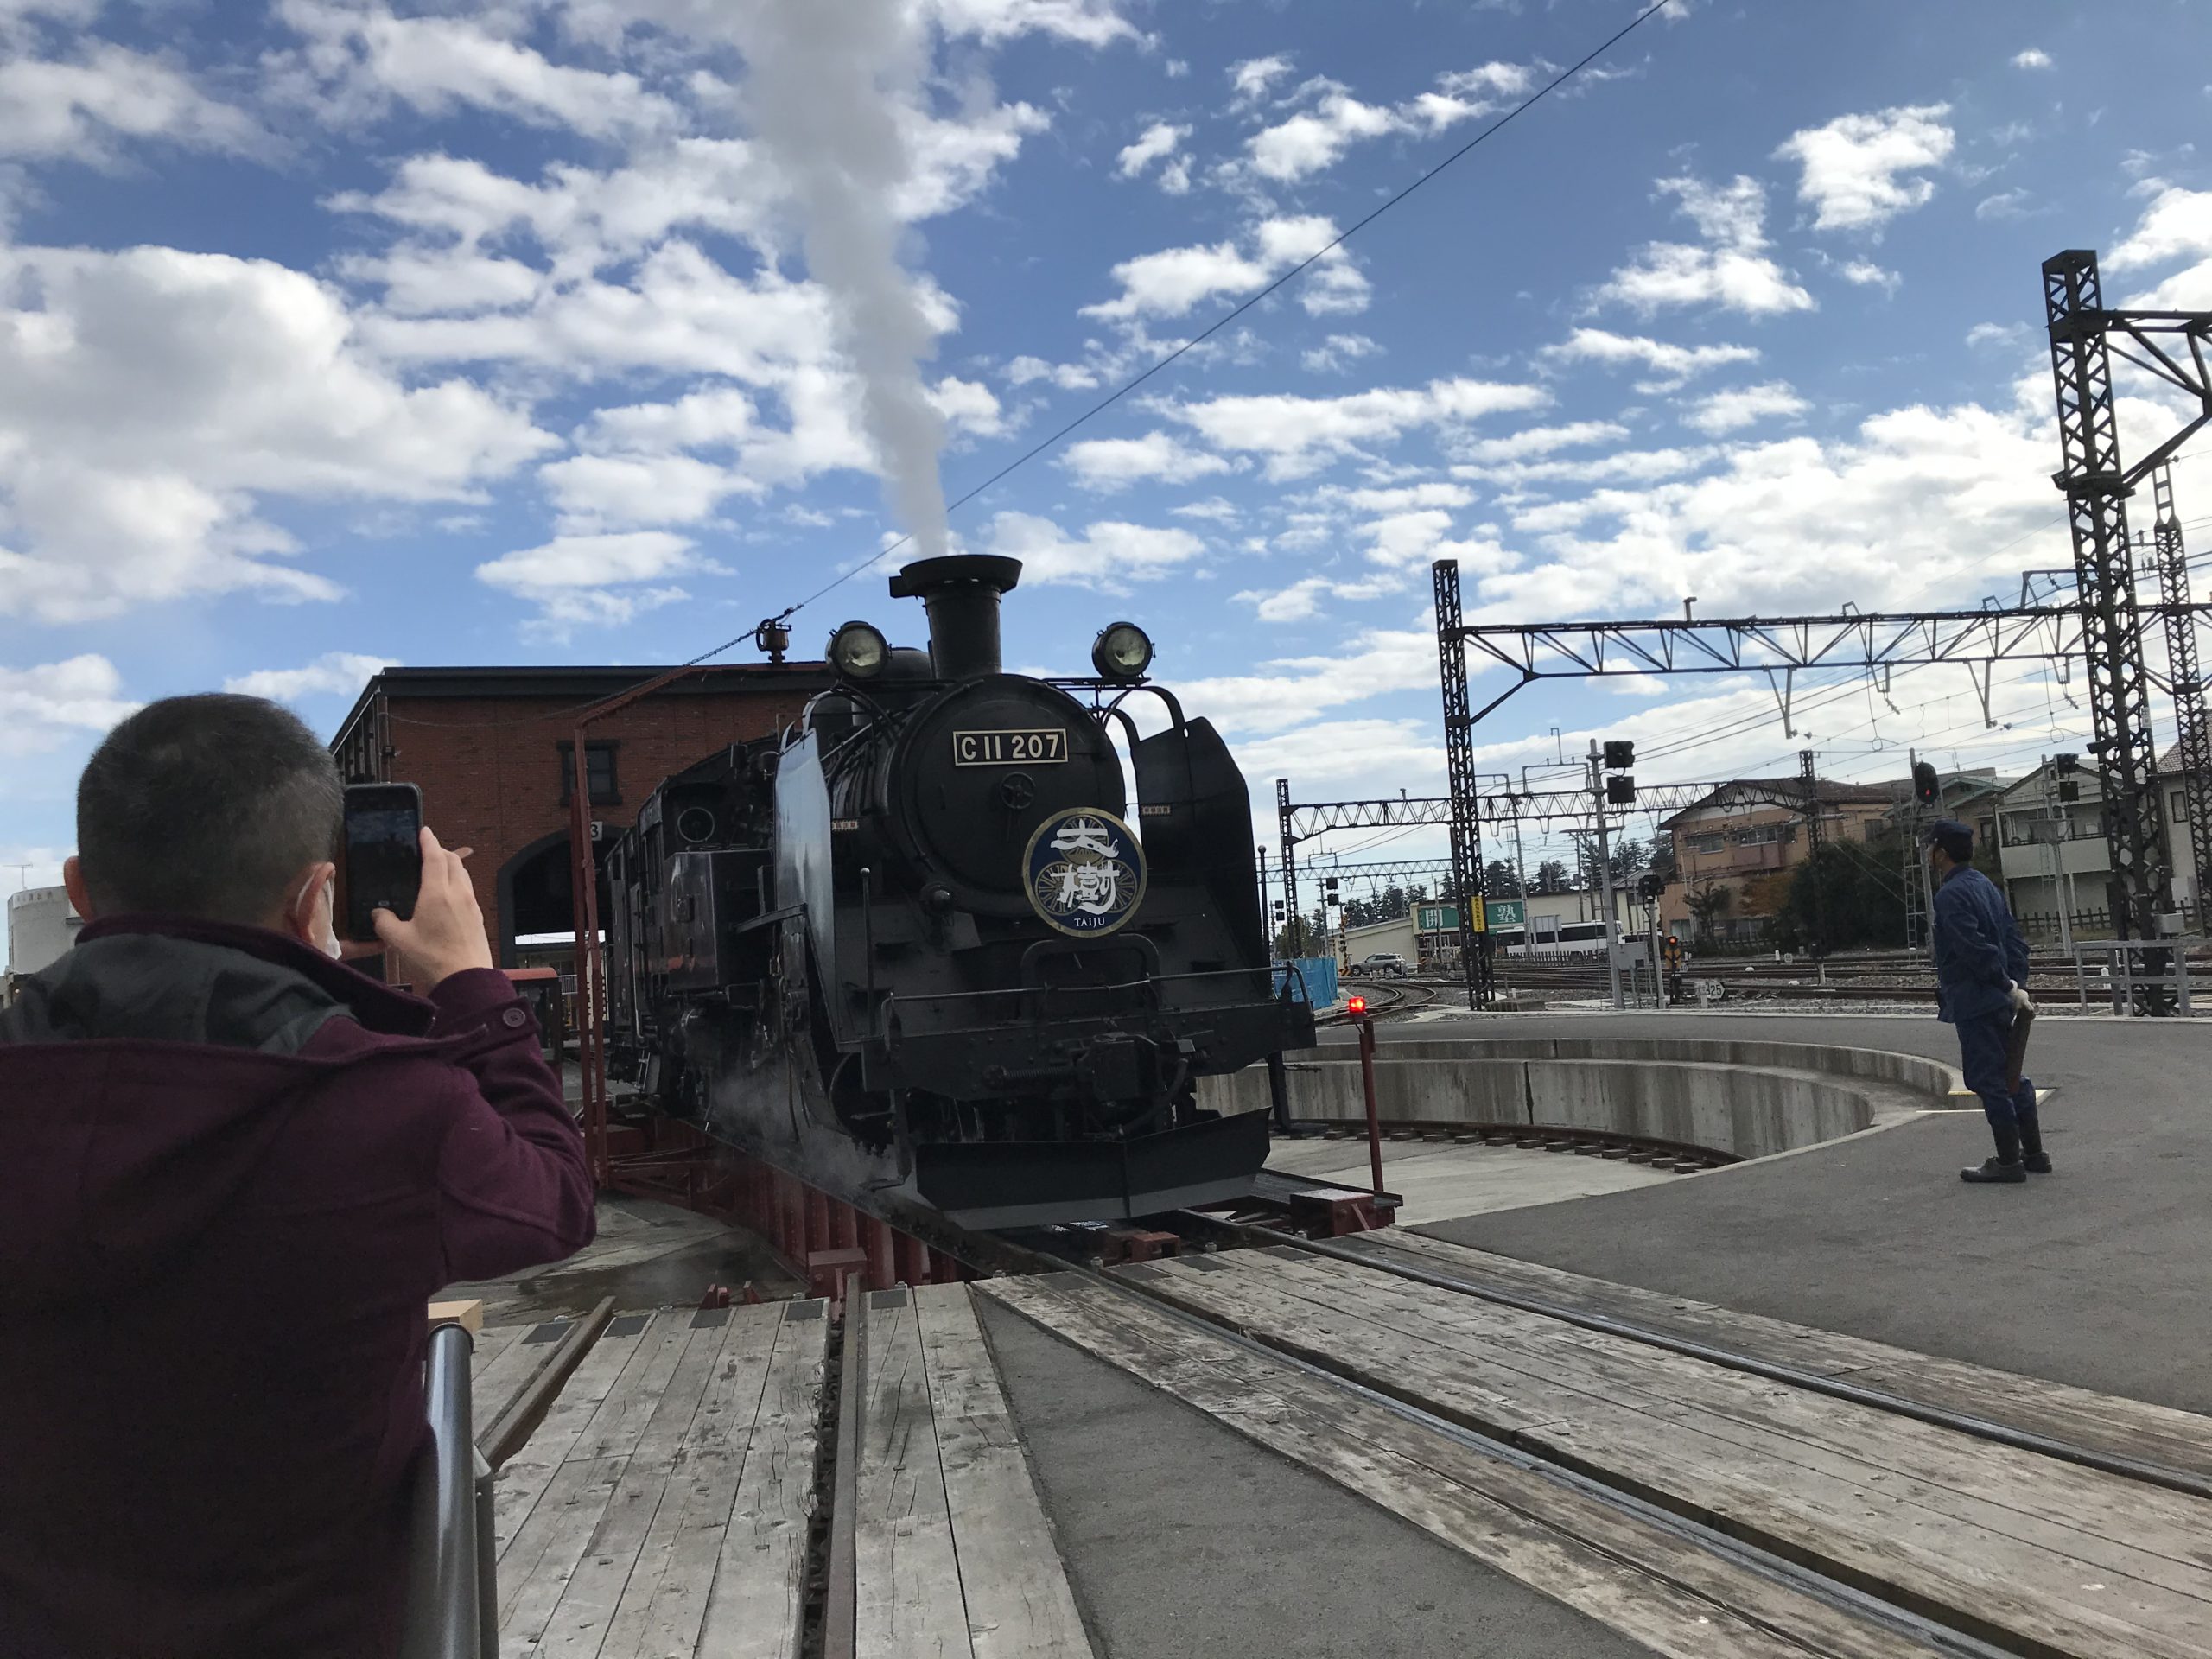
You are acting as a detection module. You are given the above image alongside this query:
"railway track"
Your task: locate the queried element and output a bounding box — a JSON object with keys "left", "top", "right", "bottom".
{"left": 975, "top": 1218, "right": 2212, "bottom": 1659}
{"left": 1319, "top": 975, "right": 1439, "bottom": 1021}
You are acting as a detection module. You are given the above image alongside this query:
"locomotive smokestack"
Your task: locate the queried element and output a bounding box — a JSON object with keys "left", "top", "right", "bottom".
{"left": 888, "top": 555, "right": 1021, "bottom": 679}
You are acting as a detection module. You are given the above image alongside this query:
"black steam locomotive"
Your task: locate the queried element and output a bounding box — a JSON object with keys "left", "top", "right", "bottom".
{"left": 602, "top": 555, "right": 1311, "bottom": 1230}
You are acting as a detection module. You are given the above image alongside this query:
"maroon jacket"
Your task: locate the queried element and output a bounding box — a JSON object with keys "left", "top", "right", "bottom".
{"left": 0, "top": 917, "right": 596, "bottom": 1658}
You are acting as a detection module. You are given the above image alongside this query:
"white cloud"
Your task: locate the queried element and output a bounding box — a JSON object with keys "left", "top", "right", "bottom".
{"left": 1594, "top": 176, "right": 1814, "bottom": 317}
{"left": 1170, "top": 497, "right": 1241, "bottom": 524}
{"left": 2110, "top": 182, "right": 2212, "bottom": 308}
{"left": 1470, "top": 389, "right": 2056, "bottom": 626}
{"left": 1059, "top": 430, "right": 1234, "bottom": 491}
{"left": 1241, "top": 60, "right": 1535, "bottom": 183}
{"left": 977, "top": 512, "right": 1205, "bottom": 589}
{"left": 925, "top": 0, "right": 1139, "bottom": 46}
{"left": 1450, "top": 422, "right": 1630, "bottom": 465}
{"left": 1003, "top": 353, "right": 1099, "bottom": 391}
{"left": 1975, "top": 188, "right": 2033, "bottom": 221}
{"left": 929, "top": 375, "right": 1007, "bottom": 438}
{"left": 1169, "top": 620, "right": 1440, "bottom": 737}
{"left": 224, "top": 652, "right": 398, "bottom": 703}
{"left": 1162, "top": 378, "right": 1551, "bottom": 480}
{"left": 2012, "top": 48, "right": 2052, "bottom": 70}
{"left": 1773, "top": 104, "right": 1955, "bottom": 233}
{"left": 1682, "top": 382, "right": 1809, "bottom": 435}
{"left": 0, "top": 43, "right": 265, "bottom": 162}
{"left": 1228, "top": 54, "right": 1294, "bottom": 106}
{"left": 1082, "top": 213, "right": 1367, "bottom": 322}
{"left": 1164, "top": 59, "right": 1188, "bottom": 79}
{"left": 273, "top": 0, "right": 682, "bottom": 138}
{"left": 1116, "top": 119, "right": 1190, "bottom": 188}
{"left": 2109, "top": 182, "right": 2212, "bottom": 270}
{"left": 1247, "top": 81, "right": 1401, "bottom": 181}
{"left": 1541, "top": 327, "right": 1761, "bottom": 391}
{"left": 1966, "top": 321, "right": 2028, "bottom": 349}
{"left": 0, "top": 243, "right": 552, "bottom": 623}
{"left": 1236, "top": 574, "right": 1402, "bottom": 623}
{"left": 1301, "top": 333, "right": 1382, "bottom": 373}
{"left": 0, "top": 656, "right": 137, "bottom": 756}
{"left": 1838, "top": 258, "right": 1900, "bottom": 292}
{"left": 475, "top": 531, "right": 710, "bottom": 635}
{"left": 1454, "top": 446, "right": 1718, "bottom": 489}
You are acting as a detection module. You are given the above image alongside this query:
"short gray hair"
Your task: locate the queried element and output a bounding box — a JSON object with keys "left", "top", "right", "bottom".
{"left": 77, "top": 694, "right": 345, "bottom": 924}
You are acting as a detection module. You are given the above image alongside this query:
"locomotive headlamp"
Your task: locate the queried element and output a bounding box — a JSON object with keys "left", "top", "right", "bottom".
{"left": 828, "top": 620, "right": 889, "bottom": 680}
{"left": 1091, "top": 620, "right": 1154, "bottom": 681}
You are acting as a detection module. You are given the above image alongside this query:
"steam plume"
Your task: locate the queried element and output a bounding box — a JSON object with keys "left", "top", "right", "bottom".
{"left": 741, "top": 0, "right": 950, "bottom": 559}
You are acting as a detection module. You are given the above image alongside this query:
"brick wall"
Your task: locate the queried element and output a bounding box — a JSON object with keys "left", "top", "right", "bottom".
{"left": 369, "top": 686, "right": 812, "bottom": 953}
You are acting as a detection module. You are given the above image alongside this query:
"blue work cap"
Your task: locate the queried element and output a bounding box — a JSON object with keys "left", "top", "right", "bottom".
{"left": 1923, "top": 818, "right": 1974, "bottom": 861}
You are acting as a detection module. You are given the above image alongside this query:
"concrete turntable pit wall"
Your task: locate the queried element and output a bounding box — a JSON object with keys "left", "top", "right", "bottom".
{"left": 1202, "top": 1037, "right": 1960, "bottom": 1163}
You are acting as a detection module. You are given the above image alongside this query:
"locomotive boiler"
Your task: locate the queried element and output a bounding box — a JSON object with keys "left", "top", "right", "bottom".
{"left": 603, "top": 554, "right": 1311, "bottom": 1230}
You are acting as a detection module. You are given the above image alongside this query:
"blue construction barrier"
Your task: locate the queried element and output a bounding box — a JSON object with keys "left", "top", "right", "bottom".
{"left": 1272, "top": 956, "right": 1340, "bottom": 1007}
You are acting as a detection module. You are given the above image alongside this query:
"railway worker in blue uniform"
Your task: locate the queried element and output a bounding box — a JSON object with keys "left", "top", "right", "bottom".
{"left": 1926, "top": 818, "right": 2048, "bottom": 1184}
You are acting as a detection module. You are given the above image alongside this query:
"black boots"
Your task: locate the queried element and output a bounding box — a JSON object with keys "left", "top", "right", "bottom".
{"left": 1961, "top": 1123, "right": 2027, "bottom": 1184}
{"left": 2018, "top": 1113, "right": 2052, "bottom": 1175}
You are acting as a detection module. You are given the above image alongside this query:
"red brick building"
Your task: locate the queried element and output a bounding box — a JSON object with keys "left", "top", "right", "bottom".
{"left": 331, "top": 664, "right": 830, "bottom": 966}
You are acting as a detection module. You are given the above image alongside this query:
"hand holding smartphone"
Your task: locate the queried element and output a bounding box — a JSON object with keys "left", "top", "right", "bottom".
{"left": 342, "top": 784, "right": 424, "bottom": 943}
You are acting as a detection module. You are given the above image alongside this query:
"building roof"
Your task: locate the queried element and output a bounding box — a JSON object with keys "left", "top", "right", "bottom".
{"left": 332, "top": 661, "right": 832, "bottom": 749}
{"left": 1657, "top": 776, "right": 1901, "bottom": 829}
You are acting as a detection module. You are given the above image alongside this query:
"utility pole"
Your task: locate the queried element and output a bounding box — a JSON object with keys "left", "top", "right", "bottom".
{"left": 1275, "top": 779, "right": 1303, "bottom": 958}
{"left": 1589, "top": 740, "right": 1624, "bottom": 1011}
{"left": 2040, "top": 759, "right": 2075, "bottom": 955}
{"left": 2150, "top": 466, "right": 2212, "bottom": 925}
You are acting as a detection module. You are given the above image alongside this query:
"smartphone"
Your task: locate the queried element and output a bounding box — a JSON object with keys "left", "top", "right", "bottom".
{"left": 342, "top": 783, "right": 424, "bottom": 942}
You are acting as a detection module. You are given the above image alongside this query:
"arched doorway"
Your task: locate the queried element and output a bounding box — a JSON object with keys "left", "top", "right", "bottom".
{"left": 496, "top": 830, "right": 613, "bottom": 970}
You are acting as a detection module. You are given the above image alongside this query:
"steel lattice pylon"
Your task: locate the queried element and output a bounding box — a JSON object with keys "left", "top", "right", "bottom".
{"left": 2044, "top": 251, "right": 2172, "bottom": 940}
{"left": 1433, "top": 560, "right": 1493, "bottom": 1007}
{"left": 2152, "top": 467, "right": 2212, "bottom": 923}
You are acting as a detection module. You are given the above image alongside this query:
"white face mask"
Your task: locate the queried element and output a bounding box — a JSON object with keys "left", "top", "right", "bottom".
{"left": 296, "top": 872, "right": 343, "bottom": 961}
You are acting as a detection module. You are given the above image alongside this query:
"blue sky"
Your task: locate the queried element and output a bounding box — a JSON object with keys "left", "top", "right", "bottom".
{"left": 5, "top": 0, "right": 2212, "bottom": 923}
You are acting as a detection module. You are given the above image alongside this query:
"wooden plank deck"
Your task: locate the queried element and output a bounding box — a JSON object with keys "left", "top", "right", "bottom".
{"left": 1349, "top": 1231, "right": 2212, "bottom": 1479}
{"left": 1120, "top": 1251, "right": 2212, "bottom": 1659}
{"left": 982, "top": 1272, "right": 1932, "bottom": 1659}
{"left": 849, "top": 1285, "right": 1093, "bottom": 1659}
{"left": 493, "top": 1301, "right": 829, "bottom": 1659}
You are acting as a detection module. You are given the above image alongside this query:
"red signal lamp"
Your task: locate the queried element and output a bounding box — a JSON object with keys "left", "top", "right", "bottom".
{"left": 1346, "top": 994, "right": 1368, "bottom": 1017}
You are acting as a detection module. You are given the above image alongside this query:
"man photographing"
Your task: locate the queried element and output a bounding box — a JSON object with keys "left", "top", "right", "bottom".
{"left": 1926, "top": 817, "right": 2050, "bottom": 1185}
{"left": 0, "top": 695, "right": 595, "bottom": 1657}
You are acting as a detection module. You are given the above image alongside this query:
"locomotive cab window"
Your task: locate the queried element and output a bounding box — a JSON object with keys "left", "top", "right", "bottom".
{"left": 556, "top": 740, "right": 620, "bottom": 805}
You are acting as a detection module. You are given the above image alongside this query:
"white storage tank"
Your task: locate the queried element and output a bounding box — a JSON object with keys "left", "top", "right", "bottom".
{"left": 6, "top": 886, "right": 81, "bottom": 980}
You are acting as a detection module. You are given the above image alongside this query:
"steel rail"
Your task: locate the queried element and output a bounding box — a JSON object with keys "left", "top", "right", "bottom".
{"left": 1023, "top": 1262, "right": 2018, "bottom": 1659}
{"left": 1250, "top": 1226, "right": 2212, "bottom": 1502}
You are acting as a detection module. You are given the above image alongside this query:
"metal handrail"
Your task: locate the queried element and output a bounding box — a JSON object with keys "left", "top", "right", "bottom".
{"left": 401, "top": 1323, "right": 495, "bottom": 1659}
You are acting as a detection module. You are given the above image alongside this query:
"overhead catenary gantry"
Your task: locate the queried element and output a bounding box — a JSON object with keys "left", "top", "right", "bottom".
{"left": 1420, "top": 249, "right": 2212, "bottom": 1013}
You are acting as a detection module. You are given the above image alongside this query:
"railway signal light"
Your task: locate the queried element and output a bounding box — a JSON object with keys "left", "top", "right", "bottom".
{"left": 2054, "top": 753, "right": 2079, "bottom": 774}
{"left": 2058, "top": 781, "right": 2081, "bottom": 803}
{"left": 1346, "top": 994, "right": 1368, "bottom": 1017}
{"left": 1912, "top": 760, "right": 1941, "bottom": 807}
{"left": 1605, "top": 775, "right": 1636, "bottom": 805}
{"left": 1324, "top": 876, "right": 1341, "bottom": 906}
{"left": 1602, "top": 741, "right": 1634, "bottom": 770}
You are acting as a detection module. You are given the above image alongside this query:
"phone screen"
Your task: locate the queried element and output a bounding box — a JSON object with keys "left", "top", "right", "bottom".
{"left": 344, "top": 786, "right": 423, "bottom": 940}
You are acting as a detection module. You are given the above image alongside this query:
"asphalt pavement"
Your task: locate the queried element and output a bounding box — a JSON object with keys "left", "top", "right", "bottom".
{"left": 978, "top": 1295, "right": 1655, "bottom": 1659}
{"left": 1399, "top": 1011, "right": 2212, "bottom": 1413}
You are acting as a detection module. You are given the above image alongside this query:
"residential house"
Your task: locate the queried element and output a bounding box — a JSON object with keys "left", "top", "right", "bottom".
{"left": 1657, "top": 777, "right": 1900, "bottom": 944}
